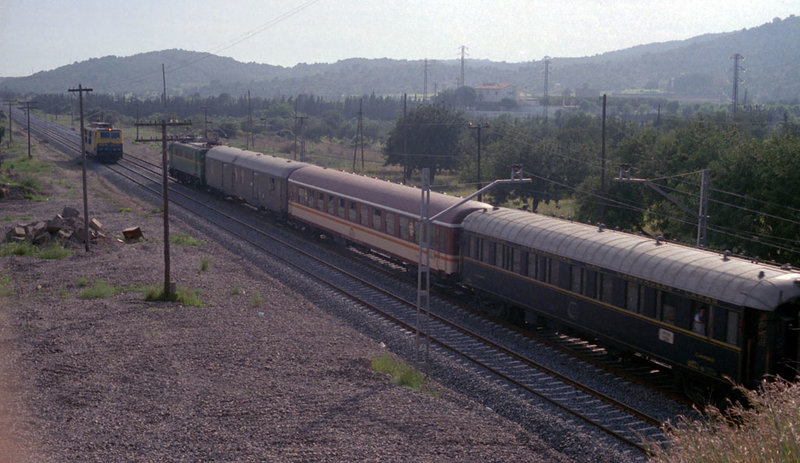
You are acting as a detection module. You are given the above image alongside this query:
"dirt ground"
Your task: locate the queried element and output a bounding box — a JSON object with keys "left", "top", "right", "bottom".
{"left": 0, "top": 132, "right": 571, "bottom": 461}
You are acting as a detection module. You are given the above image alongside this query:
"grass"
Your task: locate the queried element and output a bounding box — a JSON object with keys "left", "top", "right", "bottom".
{"left": 170, "top": 232, "right": 204, "bottom": 247}
{"left": 0, "top": 241, "right": 71, "bottom": 259}
{"left": 371, "top": 354, "right": 436, "bottom": 394}
{"left": 0, "top": 274, "right": 12, "bottom": 298}
{"left": 144, "top": 285, "right": 203, "bottom": 307}
{"left": 37, "top": 243, "right": 72, "bottom": 259}
{"left": 78, "top": 279, "right": 119, "bottom": 299}
{"left": 200, "top": 256, "right": 210, "bottom": 272}
{"left": 648, "top": 379, "right": 800, "bottom": 462}
{"left": 248, "top": 291, "right": 263, "bottom": 307}
{"left": 0, "top": 241, "right": 38, "bottom": 256}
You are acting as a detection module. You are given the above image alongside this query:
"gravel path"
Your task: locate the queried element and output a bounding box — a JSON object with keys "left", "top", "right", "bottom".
{"left": 0, "top": 139, "right": 578, "bottom": 461}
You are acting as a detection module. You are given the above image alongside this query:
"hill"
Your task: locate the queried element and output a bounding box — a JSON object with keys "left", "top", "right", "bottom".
{"left": 1, "top": 15, "right": 798, "bottom": 102}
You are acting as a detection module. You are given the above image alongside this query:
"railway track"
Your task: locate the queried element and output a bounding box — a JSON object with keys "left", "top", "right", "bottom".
{"left": 12, "top": 109, "right": 680, "bottom": 459}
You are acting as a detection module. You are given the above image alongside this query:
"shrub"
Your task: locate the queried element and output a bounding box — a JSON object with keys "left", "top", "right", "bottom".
{"left": 0, "top": 241, "right": 37, "bottom": 256}
{"left": 371, "top": 354, "right": 427, "bottom": 391}
{"left": 648, "top": 379, "right": 800, "bottom": 462}
{"left": 170, "top": 233, "right": 204, "bottom": 247}
{"left": 37, "top": 243, "right": 72, "bottom": 260}
{"left": 79, "top": 279, "right": 119, "bottom": 299}
{"left": 144, "top": 285, "right": 203, "bottom": 307}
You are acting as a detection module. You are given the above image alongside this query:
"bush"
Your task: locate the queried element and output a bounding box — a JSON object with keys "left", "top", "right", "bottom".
{"left": 79, "top": 279, "right": 118, "bottom": 299}
{"left": 648, "top": 379, "right": 800, "bottom": 462}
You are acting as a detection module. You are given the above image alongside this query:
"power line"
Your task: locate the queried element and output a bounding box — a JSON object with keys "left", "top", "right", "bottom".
{"left": 122, "top": 0, "right": 322, "bottom": 87}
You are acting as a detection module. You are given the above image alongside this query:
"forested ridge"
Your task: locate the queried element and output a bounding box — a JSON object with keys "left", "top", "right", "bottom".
{"left": 2, "top": 15, "right": 799, "bottom": 102}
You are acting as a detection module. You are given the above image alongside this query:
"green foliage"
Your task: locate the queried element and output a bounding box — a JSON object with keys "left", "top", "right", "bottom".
{"left": 37, "top": 243, "right": 72, "bottom": 260}
{"left": 384, "top": 104, "right": 466, "bottom": 183}
{"left": 371, "top": 354, "right": 430, "bottom": 392}
{"left": 170, "top": 233, "right": 204, "bottom": 247}
{"left": 248, "top": 291, "right": 263, "bottom": 307}
{"left": 144, "top": 285, "right": 203, "bottom": 306}
{"left": 0, "top": 274, "right": 12, "bottom": 298}
{"left": 0, "top": 241, "right": 38, "bottom": 256}
{"left": 0, "top": 241, "right": 70, "bottom": 259}
{"left": 78, "top": 279, "right": 119, "bottom": 299}
{"left": 199, "top": 256, "right": 210, "bottom": 272}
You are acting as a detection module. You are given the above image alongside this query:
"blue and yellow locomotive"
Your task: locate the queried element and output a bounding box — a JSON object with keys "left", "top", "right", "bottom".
{"left": 83, "top": 122, "right": 122, "bottom": 163}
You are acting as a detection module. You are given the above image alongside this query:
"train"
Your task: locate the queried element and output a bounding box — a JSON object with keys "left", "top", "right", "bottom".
{"left": 82, "top": 122, "right": 122, "bottom": 163}
{"left": 168, "top": 141, "right": 800, "bottom": 398}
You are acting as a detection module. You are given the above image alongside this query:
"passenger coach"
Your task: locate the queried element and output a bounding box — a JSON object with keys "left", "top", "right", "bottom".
{"left": 461, "top": 207, "right": 800, "bottom": 392}
{"left": 288, "top": 166, "right": 489, "bottom": 277}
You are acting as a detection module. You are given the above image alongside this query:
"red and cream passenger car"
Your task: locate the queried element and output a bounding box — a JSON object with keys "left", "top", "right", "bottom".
{"left": 287, "top": 166, "right": 490, "bottom": 277}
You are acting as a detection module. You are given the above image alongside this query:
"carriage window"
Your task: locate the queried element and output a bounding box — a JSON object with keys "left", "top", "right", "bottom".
{"left": 337, "top": 198, "right": 346, "bottom": 218}
{"left": 472, "top": 237, "right": 483, "bottom": 261}
{"left": 373, "top": 209, "right": 382, "bottom": 230}
{"left": 640, "top": 286, "right": 657, "bottom": 318}
{"left": 348, "top": 202, "right": 357, "bottom": 221}
{"left": 692, "top": 301, "right": 709, "bottom": 335}
{"left": 270, "top": 178, "right": 276, "bottom": 192}
{"left": 600, "top": 274, "right": 614, "bottom": 304}
{"left": 661, "top": 292, "right": 678, "bottom": 325}
{"left": 571, "top": 265, "right": 583, "bottom": 293}
{"left": 726, "top": 310, "right": 740, "bottom": 345}
{"left": 297, "top": 187, "right": 306, "bottom": 204}
{"left": 482, "top": 240, "right": 494, "bottom": 265}
{"left": 385, "top": 213, "right": 395, "bottom": 235}
{"left": 360, "top": 205, "right": 369, "bottom": 226}
{"left": 527, "top": 253, "right": 537, "bottom": 278}
{"left": 512, "top": 248, "right": 523, "bottom": 274}
{"left": 536, "top": 256, "right": 549, "bottom": 282}
{"left": 399, "top": 216, "right": 409, "bottom": 240}
{"left": 317, "top": 192, "right": 324, "bottom": 210}
{"left": 626, "top": 281, "right": 640, "bottom": 312}
{"left": 496, "top": 244, "right": 505, "bottom": 269}
{"left": 327, "top": 195, "right": 335, "bottom": 215}
{"left": 584, "top": 270, "right": 598, "bottom": 299}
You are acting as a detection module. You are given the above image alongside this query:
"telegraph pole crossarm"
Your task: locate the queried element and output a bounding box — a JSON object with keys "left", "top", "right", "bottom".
{"left": 416, "top": 165, "right": 530, "bottom": 362}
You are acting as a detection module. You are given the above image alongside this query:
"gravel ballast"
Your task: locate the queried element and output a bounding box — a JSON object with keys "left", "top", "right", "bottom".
{"left": 0, "top": 140, "right": 581, "bottom": 461}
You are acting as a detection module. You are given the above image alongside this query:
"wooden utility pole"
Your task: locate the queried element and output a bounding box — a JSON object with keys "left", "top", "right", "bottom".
{"left": 16, "top": 101, "right": 34, "bottom": 159}
{"left": 7, "top": 101, "right": 12, "bottom": 147}
{"left": 294, "top": 115, "right": 307, "bottom": 161}
{"left": 135, "top": 119, "right": 192, "bottom": 299}
{"left": 600, "top": 94, "right": 607, "bottom": 222}
{"left": 247, "top": 90, "right": 254, "bottom": 150}
{"left": 469, "top": 121, "right": 489, "bottom": 201}
{"left": 352, "top": 98, "right": 364, "bottom": 172}
{"left": 68, "top": 85, "right": 93, "bottom": 252}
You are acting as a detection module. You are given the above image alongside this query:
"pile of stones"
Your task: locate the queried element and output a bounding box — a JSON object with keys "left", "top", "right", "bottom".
{"left": 3, "top": 206, "right": 107, "bottom": 247}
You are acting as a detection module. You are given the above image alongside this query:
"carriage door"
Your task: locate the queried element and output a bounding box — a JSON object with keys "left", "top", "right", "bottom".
{"left": 775, "top": 303, "right": 800, "bottom": 380}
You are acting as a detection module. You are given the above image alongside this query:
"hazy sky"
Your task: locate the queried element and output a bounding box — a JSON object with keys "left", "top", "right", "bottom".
{"left": 1, "top": 0, "right": 796, "bottom": 77}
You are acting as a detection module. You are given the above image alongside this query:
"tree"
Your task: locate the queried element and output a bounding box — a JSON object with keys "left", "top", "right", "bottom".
{"left": 383, "top": 104, "right": 466, "bottom": 183}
